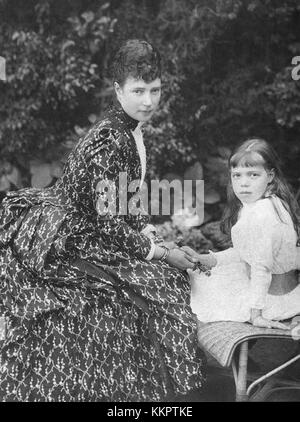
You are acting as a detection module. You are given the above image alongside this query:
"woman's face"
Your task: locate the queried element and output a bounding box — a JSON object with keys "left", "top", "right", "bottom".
{"left": 115, "top": 76, "right": 161, "bottom": 122}
{"left": 231, "top": 165, "right": 274, "bottom": 204}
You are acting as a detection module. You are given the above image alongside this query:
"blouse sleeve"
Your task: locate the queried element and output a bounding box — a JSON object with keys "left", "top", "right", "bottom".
{"left": 213, "top": 247, "right": 242, "bottom": 266}
{"left": 84, "top": 127, "right": 153, "bottom": 260}
{"left": 296, "top": 247, "right": 300, "bottom": 270}
{"left": 246, "top": 211, "right": 274, "bottom": 309}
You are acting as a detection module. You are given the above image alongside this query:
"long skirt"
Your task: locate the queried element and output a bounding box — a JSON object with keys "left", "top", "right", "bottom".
{"left": 0, "top": 194, "right": 206, "bottom": 402}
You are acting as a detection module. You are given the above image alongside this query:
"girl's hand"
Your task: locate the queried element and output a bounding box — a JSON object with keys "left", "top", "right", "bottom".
{"left": 180, "top": 246, "right": 217, "bottom": 269}
{"left": 166, "top": 248, "right": 197, "bottom": 270}
{"left": 251, "top": 316, "right": 290, "bottom": 330}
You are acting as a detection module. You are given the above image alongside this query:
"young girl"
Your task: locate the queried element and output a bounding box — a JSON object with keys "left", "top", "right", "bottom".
{"left": 189, "top": 138, "right": 300, "bottom": 330}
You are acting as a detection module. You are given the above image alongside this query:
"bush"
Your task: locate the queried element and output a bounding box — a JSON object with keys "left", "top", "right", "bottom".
{"left": 1, "top": 0, "right": 299, "bottom": 210}
{"left": 0, "top": 0, "right": 114, "bottom": 188}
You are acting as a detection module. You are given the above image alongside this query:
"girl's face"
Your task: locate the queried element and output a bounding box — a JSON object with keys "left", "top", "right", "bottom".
{"left": 231, "top": 165, "right": 274, "bottom": 204}
{"left": 115, "top": 76, "right": 161, "bottom": 123}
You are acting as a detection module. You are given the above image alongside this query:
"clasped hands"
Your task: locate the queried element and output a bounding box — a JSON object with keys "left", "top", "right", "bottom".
{"left": 157, "top": 242, "right": 217, "bottom": 272}
{"left": 142, "top": 226, "right": 216, "bottom": 271}
{"left": 149, "top": 232, "right": 292, "bottom": 331}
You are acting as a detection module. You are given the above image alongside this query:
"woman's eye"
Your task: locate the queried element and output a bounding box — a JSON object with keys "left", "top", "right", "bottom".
{"left": 152, "top": 88, "right": 161, "bottom": 94}
{"left": 134, "top": 90, "right": 143, "bottom": 94}
{"left": 250, "top": 173, "right": 259, "bottom": 178}
{"left": 232, "top": 174, "right": 240, "bottom": 179}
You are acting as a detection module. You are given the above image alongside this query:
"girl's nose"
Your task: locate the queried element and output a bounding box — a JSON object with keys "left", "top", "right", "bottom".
{"left": 240, "top": 177, "right": 250, "bottom": 186}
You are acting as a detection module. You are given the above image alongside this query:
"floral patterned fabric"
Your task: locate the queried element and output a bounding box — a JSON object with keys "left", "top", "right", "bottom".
{"left": 0, "top": 105, "right": 206, "bottom": 402}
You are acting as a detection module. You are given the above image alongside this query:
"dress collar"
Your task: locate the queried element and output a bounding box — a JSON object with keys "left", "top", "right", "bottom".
{"left": 108, "top": 104, "right": 139, "bottom": 131}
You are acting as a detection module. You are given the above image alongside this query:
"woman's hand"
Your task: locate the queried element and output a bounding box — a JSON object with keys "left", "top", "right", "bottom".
{"left": 157, "top": 241, "right": 177, "bottom": 249}
{"left": 166, "top": 248, "right": 198, "bottom": 270}
{"left": 251, "top": 315, "right": 290, "bottom": 330}
{"left": 179, "top": 245, "right": 199, "bottom": 258}
{"left": 141, "top": 224, "right": 156, "bottom": 240}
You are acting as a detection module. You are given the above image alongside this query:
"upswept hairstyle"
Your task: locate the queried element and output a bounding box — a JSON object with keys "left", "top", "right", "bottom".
{"left": 220, "top": 138, "right": 300, "bottom": 243}
{"left": 111, "top": 39, "right": 161, "bottom": 86}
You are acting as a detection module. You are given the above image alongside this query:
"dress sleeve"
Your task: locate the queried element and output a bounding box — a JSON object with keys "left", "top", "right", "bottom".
{"left": 84, "top": 127, "right": 153, "bottom": 260}
{"left": 213, "top": 247, "right": 242, "bottom": 266}
{"left": 125, "top": 206, "right": 151, "bottom": 232}
{"left": 246, "top": 210, "right": 274, "bottom": 309}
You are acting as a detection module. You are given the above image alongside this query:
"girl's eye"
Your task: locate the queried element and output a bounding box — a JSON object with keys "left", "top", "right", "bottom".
{"left": 250, "top": 173, "right": 259, "bottom": 178}
{"left": 232, "top": 174, "right": 240, "bottom": 179}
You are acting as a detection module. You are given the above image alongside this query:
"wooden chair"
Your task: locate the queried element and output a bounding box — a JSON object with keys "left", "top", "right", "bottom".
{"left": 197, "top": 320, "right": 300, "bottom": 401}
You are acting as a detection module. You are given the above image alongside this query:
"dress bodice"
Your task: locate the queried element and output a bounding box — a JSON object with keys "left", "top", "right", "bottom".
{"left": 1, "top": 105, "right": 152, "bottom": 265}
{"left": 54, "top": 105, "right": 145, "bottom": 214}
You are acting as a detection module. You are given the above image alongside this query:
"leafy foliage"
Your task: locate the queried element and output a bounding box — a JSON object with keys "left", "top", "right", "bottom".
{"left": 0, "top": 0, "right": 114, "bottom": 186}
{"left": 0, "top": 0, "right": 299, "bottom": 205}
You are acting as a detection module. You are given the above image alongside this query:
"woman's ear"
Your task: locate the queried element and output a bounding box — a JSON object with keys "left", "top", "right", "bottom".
{"left": 114, "top": 82, "right": 122, "bottom": 102}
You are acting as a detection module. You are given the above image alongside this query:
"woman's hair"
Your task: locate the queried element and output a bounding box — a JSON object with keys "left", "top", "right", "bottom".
{"left": 220, "top": 138, "right": 300, "bottom": 241}
{"left": 111, "top": 39, "right": 161, "bottom": 86}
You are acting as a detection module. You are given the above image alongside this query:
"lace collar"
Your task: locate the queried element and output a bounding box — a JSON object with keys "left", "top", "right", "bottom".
{"left": 107, "top": 104, "right": 139, "bottom": 132}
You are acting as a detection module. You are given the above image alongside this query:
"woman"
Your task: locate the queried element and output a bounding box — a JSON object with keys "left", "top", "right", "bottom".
{"left": 0, "top": 39, "right": 206, "bottom": 402}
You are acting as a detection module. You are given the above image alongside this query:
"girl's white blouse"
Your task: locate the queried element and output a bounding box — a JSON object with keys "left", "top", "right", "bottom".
{"left": 190, "top": 196, "right": 300, "bottom": 322}
{"left": 215, "top": 196, "right": 299, "bottom": 308}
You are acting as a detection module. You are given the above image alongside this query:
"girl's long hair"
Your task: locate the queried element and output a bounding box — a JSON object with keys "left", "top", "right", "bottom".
{"left": 220, "top": 138, "right": 300, "bottom": 243}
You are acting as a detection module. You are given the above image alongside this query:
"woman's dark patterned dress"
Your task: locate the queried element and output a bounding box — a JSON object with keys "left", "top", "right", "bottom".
{"left": 0, "top": 106, "right": 206, "bottom": 402}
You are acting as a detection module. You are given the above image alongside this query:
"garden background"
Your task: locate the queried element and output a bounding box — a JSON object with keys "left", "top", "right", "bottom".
{"left": 1, "top": 0, "right": 300, "bottom": 400}
{"left": 1, "top": 0, "right": 300, "bottom": 251}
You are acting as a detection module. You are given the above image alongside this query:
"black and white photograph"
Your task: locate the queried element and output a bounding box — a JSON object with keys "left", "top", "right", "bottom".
{"left": 0, "top": 0, "right": 300, "bottom": 406}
